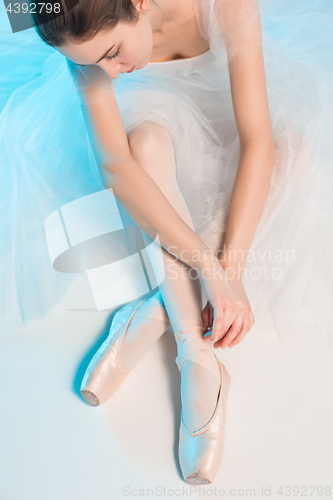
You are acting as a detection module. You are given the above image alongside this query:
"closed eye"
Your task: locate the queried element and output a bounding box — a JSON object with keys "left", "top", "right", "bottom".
{"left": 105, "top": 48, "right": 120, "bottom": 61}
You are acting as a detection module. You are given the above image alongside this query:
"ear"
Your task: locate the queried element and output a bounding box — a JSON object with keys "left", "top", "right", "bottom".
{"left": 131, "top": 0, "right": 150, "bottom": 15}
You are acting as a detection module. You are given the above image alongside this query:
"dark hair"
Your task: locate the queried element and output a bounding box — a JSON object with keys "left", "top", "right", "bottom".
{"left": 30, "top": 0, "right": 141, "bottom": 47}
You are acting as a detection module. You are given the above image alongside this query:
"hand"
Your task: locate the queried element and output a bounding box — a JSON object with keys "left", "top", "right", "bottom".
{"left": 198, "top": 258, "right": 246, "bottom": 343}
{"left": 202, "top": 273, "right": 255, "bottom": 348}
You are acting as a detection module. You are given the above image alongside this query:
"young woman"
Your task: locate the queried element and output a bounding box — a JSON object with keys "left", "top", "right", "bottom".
{"left": 1, "top": 0, "right": 333, "bottom": 485}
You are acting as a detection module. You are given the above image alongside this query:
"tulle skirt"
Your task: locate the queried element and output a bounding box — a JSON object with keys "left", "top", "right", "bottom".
{"left": 1, "top": 1, "right": 333, "bottom": 353}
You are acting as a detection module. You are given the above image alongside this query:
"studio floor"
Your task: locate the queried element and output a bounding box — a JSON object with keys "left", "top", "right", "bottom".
{"left": 1, "top": 287, "right": 333, "bottom": 500}
{"left": 1, "top": 0, "right": 333, "bottom": 498}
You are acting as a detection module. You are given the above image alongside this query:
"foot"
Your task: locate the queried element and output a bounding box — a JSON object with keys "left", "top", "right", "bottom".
{"left": 174, "top": 319, "right": 220, "bottom": 433}
{"left": 115, "top": 291, "right": 170, "bottom": 370}
{"left": 181, "top": 347, "right": 220, "bottom": 432}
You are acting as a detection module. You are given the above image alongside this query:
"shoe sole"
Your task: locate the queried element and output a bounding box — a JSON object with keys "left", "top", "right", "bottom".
{"left": 185, "top": 474, "right": 212, "bottom": 485}
{"left": 80, "top": 390, "right": 100, "bottom": 407}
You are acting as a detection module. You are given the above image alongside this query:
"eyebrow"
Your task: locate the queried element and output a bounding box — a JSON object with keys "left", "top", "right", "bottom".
{"left": 76, "top": 44, "right": 116, "bottom": 66}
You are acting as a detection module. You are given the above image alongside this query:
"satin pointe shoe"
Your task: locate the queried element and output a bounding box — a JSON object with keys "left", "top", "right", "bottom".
{"left": 80, "top": 295, "right": 171, "bottom": 406}
{"left": 174, "top": 319, "right": 231, "bottom": 485}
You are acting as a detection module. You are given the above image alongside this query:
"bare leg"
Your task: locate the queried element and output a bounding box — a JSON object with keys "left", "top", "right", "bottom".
{"left": 127, "top": 121, "right": 220, "bottom": 432}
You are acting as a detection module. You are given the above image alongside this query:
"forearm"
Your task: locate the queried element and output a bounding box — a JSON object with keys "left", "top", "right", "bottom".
{"left": 103, "top": 156, "right": 218, "bottom": 274}
{"left": 71, "top": 74, "right": 220, "bottom": 277}
{"left": 219, "top": 141, "right": 275, "bottom": 277}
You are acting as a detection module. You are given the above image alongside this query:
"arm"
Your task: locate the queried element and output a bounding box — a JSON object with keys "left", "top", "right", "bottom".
{"left": 67, "top": 61, "right": 248, "bottom": 342}
{"left": 203, "top": 49, "right": 274, "bottom": 346}
{"left": 202, "top": 1, "right": 275, "bottom": 347}
{"left": 75, "top": 70, "right": 216, "bottom": 275}
{"left": 219, "top": 46, "right": 275, "bottom": 278}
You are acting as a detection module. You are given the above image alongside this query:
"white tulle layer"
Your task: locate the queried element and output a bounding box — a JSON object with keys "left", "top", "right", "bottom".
{"left": 0, "top": 1, "right": 333, "bottom": 352}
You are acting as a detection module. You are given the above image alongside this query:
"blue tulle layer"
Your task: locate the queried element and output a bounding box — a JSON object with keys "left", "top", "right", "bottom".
{"left": 1, "top": 1, "right": 333, "bottom": 353}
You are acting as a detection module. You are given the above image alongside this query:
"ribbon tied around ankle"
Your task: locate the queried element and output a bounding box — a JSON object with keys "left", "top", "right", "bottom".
{"left": 173, "top": 319, "right": 221, "bottom": 383}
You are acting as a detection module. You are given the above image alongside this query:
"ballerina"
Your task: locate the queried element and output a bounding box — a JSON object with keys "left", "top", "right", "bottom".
{"left": 1, "top": 0, "right": 333, "bottom": 486}
{"left": 28, "top": 0, "right": 272, "bottom": 484}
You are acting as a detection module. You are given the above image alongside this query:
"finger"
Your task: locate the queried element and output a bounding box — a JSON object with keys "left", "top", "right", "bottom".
{"left": 219, "top": 307, "right": 237, "bottom": 337}
{"left": 228, "top": 317, "right": 251, "bottom": 347}
{"left": 208, "top": 301, "right": 239, "bottom": 342}
{"left": 249, "top": 309, "right": 255, "bottom": 328}
{"left": 228, "top": 328, "right": 248, "bottom": 347}
{"left": 211, "top": 303, "right": 225, "bottom": 341}
{"left": 219, "top": 300, "right": 243, "bottom": 339}
{"left": 214, "top": 312, "right": 244, "bottom": 349}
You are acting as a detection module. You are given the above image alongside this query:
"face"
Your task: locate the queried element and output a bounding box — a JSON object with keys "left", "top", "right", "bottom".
{"left": 56, "top": 1, "right": 154, "bottom": 80}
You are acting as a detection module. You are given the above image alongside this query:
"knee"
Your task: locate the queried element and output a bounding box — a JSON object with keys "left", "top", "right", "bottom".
{"left": 128, "top": 121, "right": 173, "bottom": 159}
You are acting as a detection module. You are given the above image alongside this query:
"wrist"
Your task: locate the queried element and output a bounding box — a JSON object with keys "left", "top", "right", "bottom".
{"left": 196, "top": 250, "right": 225, "bottom": 281}
{"left": 219, "top": 260, "right": 245, "bottom": 281}
{"left": 217, "top": 246, "right": 248, "bottom": 279}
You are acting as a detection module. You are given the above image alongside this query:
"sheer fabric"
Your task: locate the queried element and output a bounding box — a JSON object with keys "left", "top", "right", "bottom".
{"left": 0, "top": 0, "right": 333, "bottom": 353}
{"left": 66, "top": 58, "right": 115, "bottom": 105}
{"left": 194, "top": 0, "right": 263, "bottom": 74}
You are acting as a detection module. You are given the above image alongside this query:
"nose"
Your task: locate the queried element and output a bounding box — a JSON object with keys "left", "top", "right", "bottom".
{"left": 100, "top": 61, "right": 123, "bottom": 80}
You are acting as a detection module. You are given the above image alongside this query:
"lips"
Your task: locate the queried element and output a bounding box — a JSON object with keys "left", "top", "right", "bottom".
{"left": 126, "top": 66, "right": 135, "bottom": 73}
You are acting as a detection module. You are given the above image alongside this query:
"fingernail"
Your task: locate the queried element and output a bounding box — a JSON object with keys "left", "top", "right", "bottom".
{"left": 222, "top": 345, "right": 227, "bottom": 349}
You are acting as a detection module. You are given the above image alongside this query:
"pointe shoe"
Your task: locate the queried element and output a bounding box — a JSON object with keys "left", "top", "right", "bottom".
{"left": 80, "top": 295, "right": 170, "bottom": 406}
{"left": 174, "top": 319, "right": 231, "bottom": 485}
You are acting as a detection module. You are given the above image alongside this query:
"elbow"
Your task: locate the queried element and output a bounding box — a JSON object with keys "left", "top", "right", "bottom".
{"left": 101, "top": 154, "right": 139, "bottom": 205}
{"left": 266, "top": 135, "right": 275, "bottom": 157}
{"left": 266, "top": 139, "right": 275, "bottom": 166}
{"left": 262, "top": 140, "right": 276, "bottom": 173}
{"left": 101, "top": 153, "right": 133, "bottom": 186}
{"left": 241, "top": 136, "right": 275, "bottom": 165}
{"left": 268, "top": 140, "right": 275, "bottom": 168}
